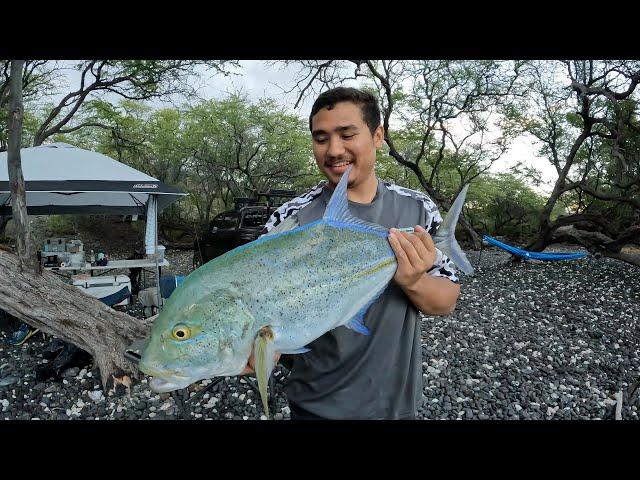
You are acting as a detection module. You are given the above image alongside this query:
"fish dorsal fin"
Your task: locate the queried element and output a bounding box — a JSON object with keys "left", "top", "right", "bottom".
{"left": 322, "top": 165, "right": 388, "bottom": 236}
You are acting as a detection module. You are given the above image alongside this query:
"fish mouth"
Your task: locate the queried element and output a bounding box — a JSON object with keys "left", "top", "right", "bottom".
{"left": 140, "top": 360, "right": 195, "bottom": 392}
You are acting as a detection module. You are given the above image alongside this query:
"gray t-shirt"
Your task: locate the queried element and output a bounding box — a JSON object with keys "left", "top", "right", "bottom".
{"left": 261, "top": 179, "right": 458, "bottom": 419}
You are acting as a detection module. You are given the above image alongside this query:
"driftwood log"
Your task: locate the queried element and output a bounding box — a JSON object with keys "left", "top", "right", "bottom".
{"left": 0, "top": 247, "right": 154, "bottom": 390}
{"left": 551, "top": 225, "right": 640, "bottom": 267}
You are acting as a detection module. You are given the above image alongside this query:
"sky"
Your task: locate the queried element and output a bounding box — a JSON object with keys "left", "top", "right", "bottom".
{"left": 196, "top": 61, "right": 559, "bottom": 195}
{"left": 57, "top": 60, "right": 559, "bottom": 195}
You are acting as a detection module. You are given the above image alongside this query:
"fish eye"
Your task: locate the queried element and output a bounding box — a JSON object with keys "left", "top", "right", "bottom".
{"left": 171, "top": 325, "right": 191, "bottom": 341}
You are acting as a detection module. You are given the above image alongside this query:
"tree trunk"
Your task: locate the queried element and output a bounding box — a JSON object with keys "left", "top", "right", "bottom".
{"left": 526, "top": 184, "right": 565, "bottom": 252}
{"left": 6, "top": 60, "right": 37, "bottom": 273}
{"left": 459, "top": 216, "right": 482, "bottom": 249}
{"left": 0, "top": 248, "right": 153, "bottom": 390}
{"left": 0, "top": 215, "right": 10, "bottom": 236}
{"left": 551, "top": 225, "right": 640, "bottom": 267}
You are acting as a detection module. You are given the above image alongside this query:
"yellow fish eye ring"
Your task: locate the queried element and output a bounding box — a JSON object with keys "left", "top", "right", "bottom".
{"left": 171, "top": 325, "right": 191, "bottom": 341}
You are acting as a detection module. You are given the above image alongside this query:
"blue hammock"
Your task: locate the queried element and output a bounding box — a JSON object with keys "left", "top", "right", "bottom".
{"left": 483, "top": 235, "right": 588, "bottom": 261}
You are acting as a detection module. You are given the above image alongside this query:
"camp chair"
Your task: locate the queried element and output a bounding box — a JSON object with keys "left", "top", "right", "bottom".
{"left": 98, "top": 286, "right": 132, "bottom": 307}
{"left": 137, "top": 276, "right": 185, "bottom": 317}
{"left": 479, "top": 234, "right": 589, "bottom": 263}
{"left": 124, "top": 338, "right": 283, "bottom": 420}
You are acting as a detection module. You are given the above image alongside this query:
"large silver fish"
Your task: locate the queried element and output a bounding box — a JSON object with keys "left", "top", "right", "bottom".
{"left": 139, "top": 166, "right": 473, "bottom": 417}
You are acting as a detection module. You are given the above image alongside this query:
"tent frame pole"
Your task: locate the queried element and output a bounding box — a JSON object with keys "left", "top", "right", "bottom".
{"left": 153, "top": 194, "right": 162, "bottom": 313}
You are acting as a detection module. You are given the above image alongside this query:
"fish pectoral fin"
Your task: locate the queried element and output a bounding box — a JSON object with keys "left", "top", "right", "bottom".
{"left": 345, "top": 310, "right": 371, "bottom": 336}
{"left": 278, "top": 346, "right": 311, "bottom": 354}
{"left": 254, "top": 326, "right": 277, "bottom": 419}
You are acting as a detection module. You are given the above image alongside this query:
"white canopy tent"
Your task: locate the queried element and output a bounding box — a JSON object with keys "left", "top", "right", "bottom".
{"left": 0, "top": 142, "right": 187, "bottom": 255}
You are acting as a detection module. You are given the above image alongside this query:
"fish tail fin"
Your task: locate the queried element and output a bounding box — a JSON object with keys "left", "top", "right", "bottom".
{"left": 254, "top": 326, "right": 277, "bottom": 419}
{"left": 432, "top": 184, "right": 475, "bottom": 276}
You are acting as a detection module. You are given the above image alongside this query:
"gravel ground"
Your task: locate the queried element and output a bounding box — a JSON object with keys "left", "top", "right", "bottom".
{"left": 1, "top": 244, "right": 639, "bottom": 420}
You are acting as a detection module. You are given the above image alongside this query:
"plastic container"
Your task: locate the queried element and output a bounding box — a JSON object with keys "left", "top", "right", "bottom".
{"left": 68, "top": 252, "right": 85, "bottom": 267}
{"left": 66, "top": 240, "right": 84, "bottom": 253}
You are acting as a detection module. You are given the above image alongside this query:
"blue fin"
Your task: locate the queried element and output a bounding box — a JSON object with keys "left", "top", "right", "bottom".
{"left": 279, "top": 347, "right": 311, "bottom": 354}
{"left": 345, "top": 310, "right": 371, "bottom": 335}
{"left": 322, "top": 165, "right": 388, "bottom": 236}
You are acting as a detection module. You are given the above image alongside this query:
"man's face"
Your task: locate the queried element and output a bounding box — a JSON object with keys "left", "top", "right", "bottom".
{"left": 310, "top": 101, "right": 384, "bottom": 188}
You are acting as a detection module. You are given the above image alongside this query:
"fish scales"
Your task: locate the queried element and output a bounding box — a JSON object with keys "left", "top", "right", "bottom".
{"left": 171, "top": 220, "right": 396, "bottom": 353}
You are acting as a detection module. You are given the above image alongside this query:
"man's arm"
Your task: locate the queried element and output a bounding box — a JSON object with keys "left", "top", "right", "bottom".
{"left": 388, "top": 225, "right": 460, "bottom": 316}
{"left": 400, "top": 272, "right": 460, "bottom": 316}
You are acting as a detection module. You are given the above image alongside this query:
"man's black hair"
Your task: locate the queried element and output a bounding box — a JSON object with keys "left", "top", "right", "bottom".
{"left": 309, "top": 87, "right": 381, "bottom": 135}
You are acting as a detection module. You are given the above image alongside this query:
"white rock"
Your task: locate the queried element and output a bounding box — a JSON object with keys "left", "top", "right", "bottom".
{"left": 260, "top": 415, "right": 268, "bottom": 420}
{"left": 239, "top": 394, "right": 246, "bottom": 401}
{"left": 149, "top": 412, "right": 156, "bottom": 418}
{"left": 88, "top": 391, "right": 104, "bottom": 402}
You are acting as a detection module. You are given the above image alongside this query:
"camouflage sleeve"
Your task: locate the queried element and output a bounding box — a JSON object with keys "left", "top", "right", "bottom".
{"left": 259, "top": 182, "right": 325, "bottom": 238}
{"left": 424, "top": 202, "right": 460, "bottom": 284}
{"left": 259, "top": 211, "right": 283, "bottom": 238}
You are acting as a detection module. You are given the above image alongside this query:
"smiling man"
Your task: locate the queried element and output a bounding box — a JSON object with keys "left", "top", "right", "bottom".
{"left": 250, "top": 87, "right": 461, "bottom": 420}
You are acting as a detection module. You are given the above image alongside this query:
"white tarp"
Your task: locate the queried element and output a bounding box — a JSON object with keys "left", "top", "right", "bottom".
{"left": 0, "top": 142, "right": 186, "bottom": 215}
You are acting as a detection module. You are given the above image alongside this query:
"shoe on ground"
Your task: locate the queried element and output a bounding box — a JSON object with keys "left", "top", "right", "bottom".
{"left": 7, "top": 323, "right": 40, "bottom": 346}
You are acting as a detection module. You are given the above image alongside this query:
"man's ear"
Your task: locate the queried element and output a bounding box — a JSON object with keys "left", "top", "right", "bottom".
{"left": 373, "top": 125, "right": 384, "bottom": 149}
